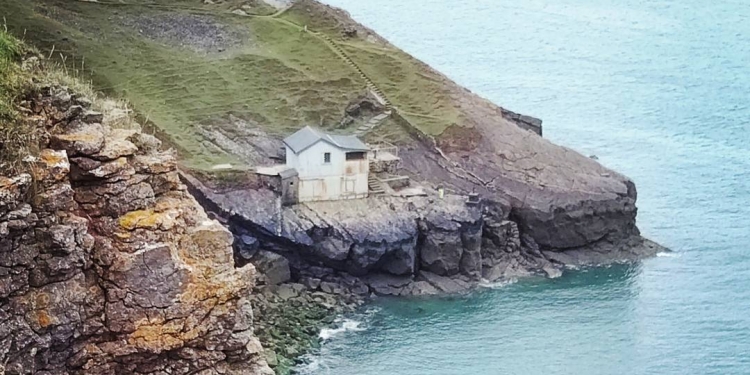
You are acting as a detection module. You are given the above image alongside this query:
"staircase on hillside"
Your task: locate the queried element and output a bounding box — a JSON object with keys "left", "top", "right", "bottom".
{"left": 368, "top": 173, "right": 385, "bottom": 196}
{"left": 355, "top": 110, "right": 392, "bottom": 136}
{"left": 317, "top": 33, "right": 393, "bottom": 110}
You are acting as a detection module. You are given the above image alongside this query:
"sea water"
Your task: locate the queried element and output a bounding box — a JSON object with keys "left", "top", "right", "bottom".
{"left": 297, "top": 1, "right": 750, "bottom": 374}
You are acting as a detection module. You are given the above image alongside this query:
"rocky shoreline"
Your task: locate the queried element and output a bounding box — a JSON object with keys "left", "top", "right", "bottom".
{"left": 182, "top": 156, "right": 666, "bottom": 372}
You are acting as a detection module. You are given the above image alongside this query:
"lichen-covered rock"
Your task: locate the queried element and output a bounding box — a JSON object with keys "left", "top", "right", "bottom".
{"left": 0, "top": 86, "right": 272, "bottom": 375}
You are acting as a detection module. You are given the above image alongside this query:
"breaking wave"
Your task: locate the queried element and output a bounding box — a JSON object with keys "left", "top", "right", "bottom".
{"left": 319, "top": 318, "right": 366, "bottom": 341}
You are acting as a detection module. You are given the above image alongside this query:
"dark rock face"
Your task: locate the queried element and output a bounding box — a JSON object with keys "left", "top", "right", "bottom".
{"left": 0, "top": 87, "right": 272, "bottom": 375}
{"left": 184, "top": 165, "right": 666, "bottom": 298}
{"left": 501, "top": 108, "right": 543, "bottom": 136}
{"left": 252, "top": 250, "right": 292, "bottom": 285}
{"left": 512, "top": 185, "right": 639, "bottom": 250}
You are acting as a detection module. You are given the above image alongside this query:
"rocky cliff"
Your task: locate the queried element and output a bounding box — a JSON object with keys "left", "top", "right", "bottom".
{"left": 185, "top": 172, "right": 663, "bottom": 298}
{"left": 0, "top": 85, "right": 272, "bottom": 374}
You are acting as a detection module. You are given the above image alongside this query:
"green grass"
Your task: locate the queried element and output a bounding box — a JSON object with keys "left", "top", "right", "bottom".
{"left": 0, "top": 29, "right": 36, "bottom": 175}
{"left": 2, "top": 0, "right": 467, "bottom": 170}
{"left": 281, "top": 0, "right": 465, "bottom": 135}
{"left": 0, "top": 29, "right": 25, "bottom": 120}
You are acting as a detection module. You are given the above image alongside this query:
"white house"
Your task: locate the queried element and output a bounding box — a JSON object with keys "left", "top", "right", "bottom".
{"left": 283, "top": 126, "right": 370, "bottom": 202}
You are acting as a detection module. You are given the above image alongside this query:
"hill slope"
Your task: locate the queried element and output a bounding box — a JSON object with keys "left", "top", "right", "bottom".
{"left": 2, "top": 0, "right": 660, "bottom": 264}
{"left": 3, "top": 0, "right": 463, "bottom": 170}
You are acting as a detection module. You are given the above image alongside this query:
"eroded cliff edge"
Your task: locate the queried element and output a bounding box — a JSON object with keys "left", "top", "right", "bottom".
{"left": 0, "top": 84, "right": 273, "bottom": 374}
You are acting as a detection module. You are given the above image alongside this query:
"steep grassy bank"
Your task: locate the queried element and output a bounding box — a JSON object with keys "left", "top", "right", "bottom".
{"left": 1, "top": 0, "right": 467, "bottom": 171}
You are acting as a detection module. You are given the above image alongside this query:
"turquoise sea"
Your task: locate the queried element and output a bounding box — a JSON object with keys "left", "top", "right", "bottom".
{"left": 298, "top": 1, "right": 750, "bottom": 374}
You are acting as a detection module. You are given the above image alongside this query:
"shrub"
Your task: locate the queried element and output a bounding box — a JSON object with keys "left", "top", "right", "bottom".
{"left": 0, "top": 30, "right": 34, "bottom": 175}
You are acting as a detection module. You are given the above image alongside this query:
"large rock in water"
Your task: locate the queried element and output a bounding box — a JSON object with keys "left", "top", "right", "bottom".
{"left": 0, "top": 86, "right": 272, "bottom": 375}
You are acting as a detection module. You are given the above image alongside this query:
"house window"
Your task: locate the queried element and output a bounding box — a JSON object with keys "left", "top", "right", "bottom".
{"left": 324, "top": 152, "right": 331, "bottom": 164}
{"left": 346, "top": 151, "right": 366, "bottom": 161}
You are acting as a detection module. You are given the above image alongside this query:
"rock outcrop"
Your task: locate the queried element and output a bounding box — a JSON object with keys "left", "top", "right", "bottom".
{"left": 0, "top": 86, "right": 272, "bottom": 374}
{"left": 185, "top": 174, "right": 633, "bottom": 297}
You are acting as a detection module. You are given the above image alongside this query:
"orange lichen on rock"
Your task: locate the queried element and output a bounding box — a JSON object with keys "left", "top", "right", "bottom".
{"left": 128, "top": 319, "right": 187, "bottom": 352}
{"left": 36, "top": 310, "right": 53, "bottom": 328}
{"left": 39, "top": 149, "right": 67, "bottom": 166}
{"left": 55, "top": 132, "right": 101, "bottom": 143}
{"left": 118, "top": 208, "right": 179, "bottom": 231}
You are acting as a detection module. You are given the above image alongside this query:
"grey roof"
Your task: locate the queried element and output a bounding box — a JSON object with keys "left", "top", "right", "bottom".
{"left": 278, "top": 168, "right": 299, "bottom": 179}
{"left": 283, "top": 126, "right": 369, "bottom": 154}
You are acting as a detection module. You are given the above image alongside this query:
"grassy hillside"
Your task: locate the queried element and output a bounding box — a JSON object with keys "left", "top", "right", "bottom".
{"left": 2, "top": 0, "right": 465, "bottom": 170}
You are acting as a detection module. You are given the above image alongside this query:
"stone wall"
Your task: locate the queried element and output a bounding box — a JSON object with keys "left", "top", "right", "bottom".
{"left": 0, "top": 86, "right": 272, "bottom": 375}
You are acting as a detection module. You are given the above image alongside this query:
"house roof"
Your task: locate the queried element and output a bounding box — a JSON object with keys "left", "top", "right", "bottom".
{"left": 256, "top": 165, "right": 295, "bottom": 176}
{"left": 283, "top": 126, "right": 369, "bottom": 154}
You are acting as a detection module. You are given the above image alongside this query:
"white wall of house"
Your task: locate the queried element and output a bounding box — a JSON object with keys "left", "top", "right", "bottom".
{"left": 285, "top": 142, "right": 369, "bottom": 202}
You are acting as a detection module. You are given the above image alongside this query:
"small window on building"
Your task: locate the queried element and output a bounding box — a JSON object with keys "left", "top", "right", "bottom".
{"left": 346, "top": 151, "right": 366, "bottom": 161}
{"left": 324, "top": 152, "right": 331, "bottom": 164}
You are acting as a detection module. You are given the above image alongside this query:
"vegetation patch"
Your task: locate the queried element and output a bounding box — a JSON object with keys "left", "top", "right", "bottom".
{"left": 0, "top": 29, "right": 36, "bottom": 175}
{"left": 0, "top": 29, "right": 25, "bottom": 120}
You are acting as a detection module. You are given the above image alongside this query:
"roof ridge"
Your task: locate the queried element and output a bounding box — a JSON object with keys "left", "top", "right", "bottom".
{"left": 284, "top": 126, "right": 368, "bottom": 154}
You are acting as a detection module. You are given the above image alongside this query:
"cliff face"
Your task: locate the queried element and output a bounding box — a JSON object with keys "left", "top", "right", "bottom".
{"left": 185, "top": 177, "right": 640, "bottom": 297}
{"left": 0, "top": 86, "right": 272, "bottom": 374}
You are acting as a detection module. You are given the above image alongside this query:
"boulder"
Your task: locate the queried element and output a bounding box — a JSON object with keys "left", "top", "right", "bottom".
{"left": 482, "top": 258, "right": 534, "bottom": 282}
{"left": 127, "top": 132, "right": 162, "bottom": 154}
{"left": 93, "top": 137, "right": 138, "bottom": 161}
{"left": 401, "top": 280, "right": 440, "bottom": 296}
{"left": 363, "top": 273, "right": 412, "bottom": 296}
{"left": 252, "top": 250, "right": 291, "bottom": 285}
{"left": 49, "top": 123, "right": 106, "bottom": 157}
{"left": 319, "top": 281, "right": 346, "bottom": 295}
{"left": 418, "top": 271, "right": 472, "bottom": 294}
{"left": 237, "top": 234, "right": 260, "bottom": 260}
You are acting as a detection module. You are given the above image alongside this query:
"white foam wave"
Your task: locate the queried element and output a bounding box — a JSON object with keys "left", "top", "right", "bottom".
{"left": 657, "top": 252, "right": 680, "bottom": 258}
{"left": 294, "top": 355, "right": 328, "bottom": 375}
{"left": 319, "top": 319, "right": 365, "bottom": 341}
{"left": 478, "top": 278, "right": 518, "bottom": 289}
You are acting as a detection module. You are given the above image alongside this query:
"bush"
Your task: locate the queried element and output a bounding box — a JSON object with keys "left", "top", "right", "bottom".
{"left": 0, "top": 30, "right": 34, "bottom": 175}
{"left": 0, "top": 29, "right": 25, "bottom": 121}
{"left": 0, "top": 29, "right": 21, "bottom": 61}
